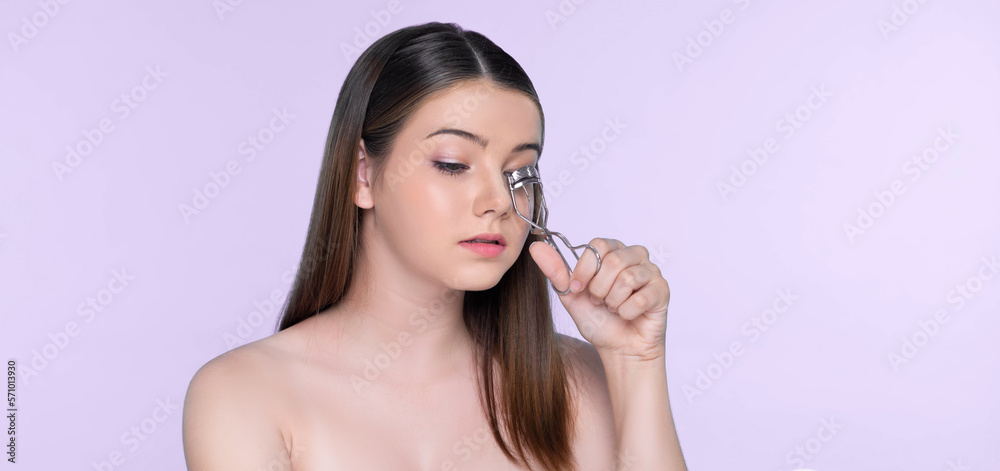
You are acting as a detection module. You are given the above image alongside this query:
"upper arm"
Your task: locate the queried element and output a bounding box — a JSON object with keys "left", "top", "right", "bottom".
{"left": 182, "top": 351, "right": 293, "bottom": 471}
{"left": 558, "top": 334, "right": 618, "bottom": 471}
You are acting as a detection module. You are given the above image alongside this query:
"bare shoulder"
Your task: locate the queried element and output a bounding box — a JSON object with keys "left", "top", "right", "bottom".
{"left": 184, "top": 332, "right": 300, "bottom": 422}
{"left": 195, "top": 332, "right": 292, "bottom": 375}
{"left": 555, "top": 333, "right": 617, "bottom": 470}
{"left": 182, "top": 337, "right": 295, "bottom": 470}
{"left": 186, "top": 334, "right": 292, "bottom": 404}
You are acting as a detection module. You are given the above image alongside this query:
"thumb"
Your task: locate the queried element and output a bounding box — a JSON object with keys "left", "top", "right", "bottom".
{"left": 529, "top": 241, "right": 571, "bottom": 293}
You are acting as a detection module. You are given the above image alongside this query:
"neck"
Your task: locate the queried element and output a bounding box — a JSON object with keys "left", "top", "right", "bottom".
{"left": 321, "top": 222, "right": 474, "bottom": 385}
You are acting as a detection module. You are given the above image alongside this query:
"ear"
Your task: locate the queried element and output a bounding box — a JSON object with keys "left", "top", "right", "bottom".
{"left": 354, "top": 139, "right": 374, "bottom": 209}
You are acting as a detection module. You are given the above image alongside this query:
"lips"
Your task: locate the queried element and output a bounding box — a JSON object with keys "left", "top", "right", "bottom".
{"left": 461, "top": 233, "right": 506, "bottom": 246}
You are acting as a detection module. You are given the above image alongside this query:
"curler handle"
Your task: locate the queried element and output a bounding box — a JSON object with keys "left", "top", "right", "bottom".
{"left": 543, "top": 230, "right": 601, "bottom": 296}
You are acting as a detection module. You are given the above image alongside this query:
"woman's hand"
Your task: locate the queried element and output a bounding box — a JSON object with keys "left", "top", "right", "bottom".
{"left": 529, "top": 237, "right": 670, "bottom": 362}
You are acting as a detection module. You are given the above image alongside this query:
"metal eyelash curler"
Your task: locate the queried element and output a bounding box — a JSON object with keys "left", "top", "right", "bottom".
{"left": 504, "top": 165, "right": 601, "bottom": 295}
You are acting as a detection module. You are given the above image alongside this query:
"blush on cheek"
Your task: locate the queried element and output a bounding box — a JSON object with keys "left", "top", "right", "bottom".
{"left": 409, "top": 182, "right": 463, "bottom": 237}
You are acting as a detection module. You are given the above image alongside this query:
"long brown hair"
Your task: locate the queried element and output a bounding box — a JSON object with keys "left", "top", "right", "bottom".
{"left": 276, "top": 22, "right": 578, "bottom": 471}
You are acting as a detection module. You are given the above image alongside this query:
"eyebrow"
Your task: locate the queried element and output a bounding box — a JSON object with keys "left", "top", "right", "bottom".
{"left": 425, "top": 128, "right": 541, "bottom": 156}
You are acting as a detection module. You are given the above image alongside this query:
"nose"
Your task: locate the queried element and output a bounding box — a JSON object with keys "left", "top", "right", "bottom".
{"left": 472, "top": 167, "right": 514, "bottom": 218}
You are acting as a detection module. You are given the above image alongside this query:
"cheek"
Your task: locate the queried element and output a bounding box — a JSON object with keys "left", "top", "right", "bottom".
{"left": 389, "top": 179, "right": 463, "bottom": 237}
{"left": 423, "top": 181, "right": 465, "bottom": 217}
{"left": 509, "top": 215, "right": 532, "bottom": 251}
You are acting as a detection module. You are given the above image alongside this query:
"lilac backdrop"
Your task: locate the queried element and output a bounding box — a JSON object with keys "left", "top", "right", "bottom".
{"left": 2, "top": 1, "right": 998, "bottom": 470}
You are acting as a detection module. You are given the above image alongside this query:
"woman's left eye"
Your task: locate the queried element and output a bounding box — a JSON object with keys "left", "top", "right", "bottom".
{"left": 433, "top": 161, "right": 467, "bottom": 176}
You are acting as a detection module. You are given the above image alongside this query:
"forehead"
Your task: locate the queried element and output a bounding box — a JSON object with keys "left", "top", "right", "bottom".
{"left": 401, "top": 80, "right": 542, "bottom": 146}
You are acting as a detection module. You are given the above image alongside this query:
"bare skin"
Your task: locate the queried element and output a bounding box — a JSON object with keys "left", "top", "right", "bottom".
{"left": 183, "top": 80, "right": 619, "bottom": 470}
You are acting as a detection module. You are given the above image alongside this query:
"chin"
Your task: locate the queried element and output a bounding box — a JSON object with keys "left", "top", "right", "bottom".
{"left": 446, "top": 268, "right": 507, "bottom": 292}
{"left": 463, "top": 275, "right": 505, "bottom": 292}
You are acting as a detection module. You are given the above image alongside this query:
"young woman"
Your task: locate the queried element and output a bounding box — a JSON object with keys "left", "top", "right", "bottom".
{"left": 182, "top": 21, "right": 686, "bottom": 471}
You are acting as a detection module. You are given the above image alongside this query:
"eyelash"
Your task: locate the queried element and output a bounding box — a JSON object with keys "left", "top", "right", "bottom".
{"left": 433, "top": 161, "right": 467, "bottom": 177}
{"left": 433, "top": 161, "right": 529, "bottom": 179}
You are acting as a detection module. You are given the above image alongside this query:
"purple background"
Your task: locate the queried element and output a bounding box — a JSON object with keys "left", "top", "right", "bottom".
{"left": 2, "top": 1, "right": 998, "bottom": 470}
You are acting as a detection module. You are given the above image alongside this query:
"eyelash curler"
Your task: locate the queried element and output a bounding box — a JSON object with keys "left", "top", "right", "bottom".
{"left": 504, "top": 165, "right": 601, "bottom": 296}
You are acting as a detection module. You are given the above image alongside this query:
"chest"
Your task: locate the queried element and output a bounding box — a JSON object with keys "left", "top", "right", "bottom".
{"left": 284, "top": 373, "right": 533, "bottom": 471}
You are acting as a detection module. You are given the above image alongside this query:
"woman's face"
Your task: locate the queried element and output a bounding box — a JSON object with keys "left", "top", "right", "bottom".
{"left": 359, "top": 79, "right": 542, "bottom": 291}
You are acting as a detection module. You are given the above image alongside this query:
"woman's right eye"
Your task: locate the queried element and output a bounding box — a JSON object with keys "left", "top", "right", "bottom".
{"left": 433, "top": 161, "right": 467, "bottom": 176}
